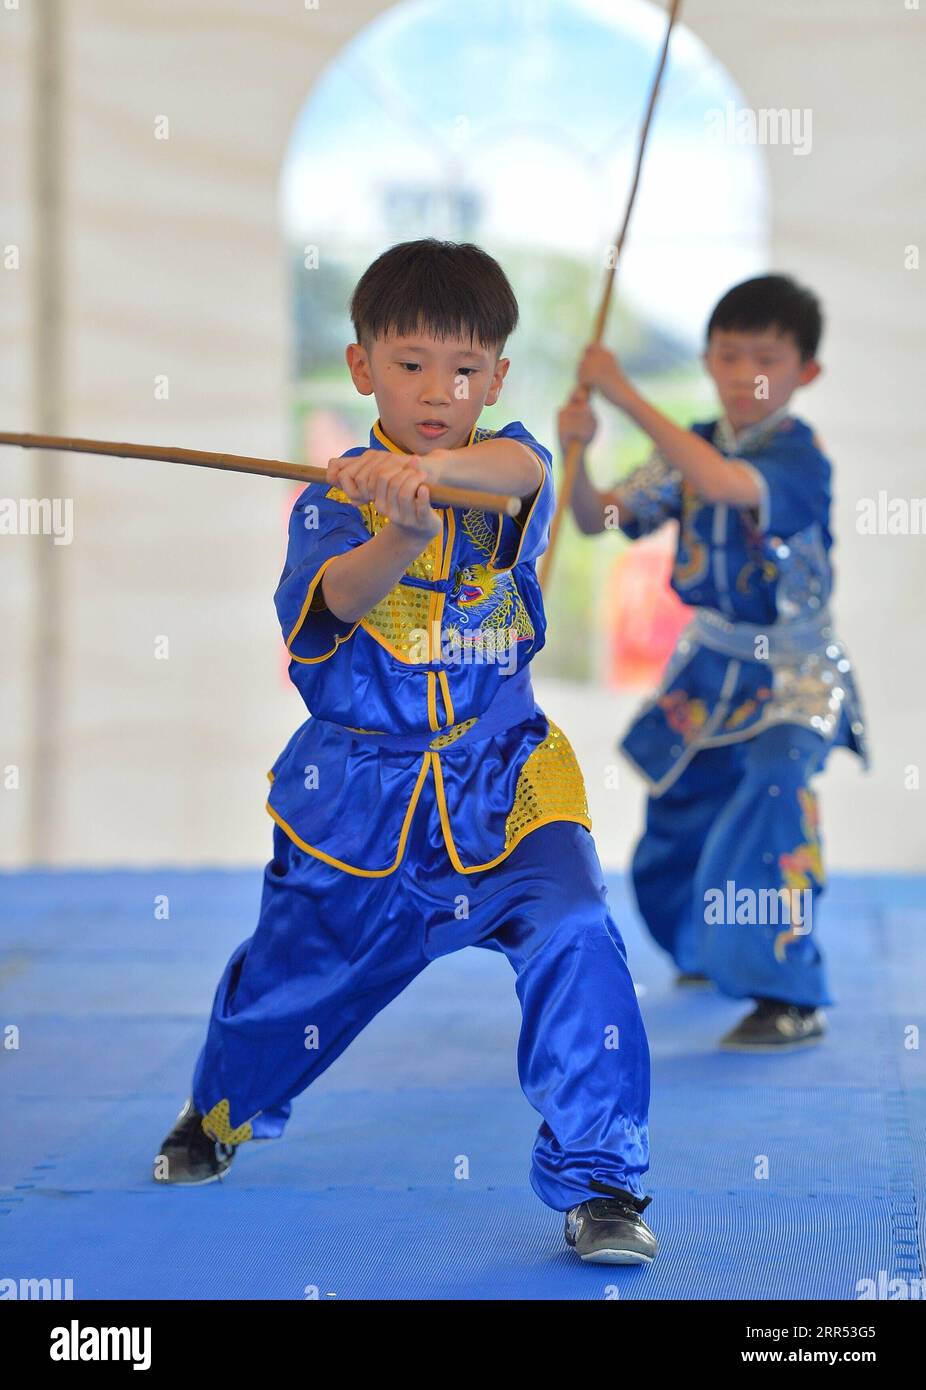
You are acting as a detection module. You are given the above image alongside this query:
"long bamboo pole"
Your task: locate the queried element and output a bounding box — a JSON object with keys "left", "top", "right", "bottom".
{"left": 0, "top": 431, "right": 523, "bottom": 517}
{"left": 539, "top": 0, "right": 683, "bottom": 592}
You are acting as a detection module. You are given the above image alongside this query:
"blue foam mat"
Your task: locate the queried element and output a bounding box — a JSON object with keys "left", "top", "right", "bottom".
{"left": 1, "top": 868, "right": 923, "bottom": 1299}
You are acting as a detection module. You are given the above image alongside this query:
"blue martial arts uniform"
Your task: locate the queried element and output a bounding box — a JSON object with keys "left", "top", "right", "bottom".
{"left": 614, "top": 405, "right": 869, "bottom": 1006}
{"left": 191, "top": 416, "right": 652, "bottom": 1211}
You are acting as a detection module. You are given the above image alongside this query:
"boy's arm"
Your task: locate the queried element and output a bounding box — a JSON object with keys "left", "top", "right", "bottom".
{"left": 618, "top": 389, "right": 760, "bottom": 508}
{"left": 321, "top": 522, "right": 435, "bottom": 623}
{"left": 336, "top": 438, "right": 541, "bottom": 503}
{"left": 578, "top": 345, "right": 762, "bottom": 509}
{"left": 320, "top": 456, "right": 441, "bottom": 623}
{"left": 557, "top": 388, "right": 637, "bottom": 535}
{"left": 435, "top": 437, "right": 543, "bottom": 500}
{"left": 570, "top": 450, "right": 628, "bottom": 535}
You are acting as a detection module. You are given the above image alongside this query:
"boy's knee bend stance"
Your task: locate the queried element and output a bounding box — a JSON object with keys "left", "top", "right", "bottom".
{"left": 484, "top": 820, "right": 651, "bottom": 1211}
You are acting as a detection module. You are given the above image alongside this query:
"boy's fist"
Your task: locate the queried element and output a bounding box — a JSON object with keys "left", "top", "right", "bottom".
{"left": 558, "top": 387, "right": 598, "bottom": 453}
{"left": 327, "top": 451, "right": 441, "bottom": 541}
{"left": 577, "top": 343, "right": 632, "bottom": 405}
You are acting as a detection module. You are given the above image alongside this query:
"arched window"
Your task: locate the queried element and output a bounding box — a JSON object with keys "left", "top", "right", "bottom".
{"left": 280, "top": 0, "right": 769, "bottom": 685}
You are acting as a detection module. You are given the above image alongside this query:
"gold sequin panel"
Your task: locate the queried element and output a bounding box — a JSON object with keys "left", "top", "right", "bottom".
{"left": 429, "top": 718, "right": 478, "bottom": 749}
{"left": 200, "top": 1098, "right": 254, "bottom": 1146}
{"left": 326, "top": 485, "right": 440, "bottom": 660}
{"left": 504, "top": 719, "right": 591, "bottom": 847}
{"left": 364, "top": 585, "right": 435, "bottom": 658}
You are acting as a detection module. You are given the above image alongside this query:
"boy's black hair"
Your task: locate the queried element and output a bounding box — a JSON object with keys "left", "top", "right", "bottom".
{"left": 349, "top": 239, "right": 519, "bottom": 355}
{"left": 707, "top": 274, "right": 823, "bottom": 361}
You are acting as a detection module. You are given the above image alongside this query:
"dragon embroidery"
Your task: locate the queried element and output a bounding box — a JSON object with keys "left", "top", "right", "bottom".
{"left": 724, "top": 686, "right": 774, "bottom": 730}
{"left": 658, "top": 688, "right": 709, "bottom": 742}
{"left": 445, "top": 508, "right": 535, "bottom": 645}
{"left": 735, "top": 507, "right": 778, "bottom": 595}
{"left": 672, "top": 483, "right": 709, "bottom": 588}
{"left": 774, "top": 786, "right": 824, "bottom": 961}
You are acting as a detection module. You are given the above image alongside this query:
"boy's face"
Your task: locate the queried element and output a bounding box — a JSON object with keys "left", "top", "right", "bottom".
{"left": 345, "top": 326, "right": 510, "bottom": 453}
{"left": 703, "top": 326, "right": 821, "bottom": 431}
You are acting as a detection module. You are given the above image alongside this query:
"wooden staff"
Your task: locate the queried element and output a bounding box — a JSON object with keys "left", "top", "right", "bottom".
{"left": 0, "top": 430, "right": 524, "bottom": 517}
{"left": 539, "top": 0, "right": 683, "bottom": 591}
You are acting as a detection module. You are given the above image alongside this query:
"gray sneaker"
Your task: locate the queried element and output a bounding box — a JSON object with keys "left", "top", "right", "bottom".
{"left": 564, "top": 1191, "right": 658, "bottom": 1264}
{"left": 152, "top": 1099, "right": 236, "bottom": 1185}
{"left": 720, "top": 999, "right": 826, "bottom": 1052}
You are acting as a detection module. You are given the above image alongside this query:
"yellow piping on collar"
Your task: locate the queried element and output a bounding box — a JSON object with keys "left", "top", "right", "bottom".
{"left": 372, "top": 418, "right": 478, "bottom": 456}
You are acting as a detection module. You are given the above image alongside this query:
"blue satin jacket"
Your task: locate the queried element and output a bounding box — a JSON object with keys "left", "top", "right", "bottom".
{"left": 616, "top": 408, "right": 868, "bottom": 796}
{"left": 265, "top": 417, "right": 591, "bottom": 875}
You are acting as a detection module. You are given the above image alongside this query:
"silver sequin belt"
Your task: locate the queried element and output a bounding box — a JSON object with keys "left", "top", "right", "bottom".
{"left": 689, "top": 606, "right": 837, "bottom": 664}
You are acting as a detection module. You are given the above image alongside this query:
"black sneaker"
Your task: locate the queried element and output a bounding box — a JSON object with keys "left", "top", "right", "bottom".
{"left": 674, "top": 970, "right": 713, "bottom": 989}
{"left": 720, "top": 998, "right": 826, "bottom": 1052}
{"left": 152, "top": 1099, "right": 236, "bottom": 1186}
{"left": 564, "top": 1187, "right": 658, "bottom": 1264}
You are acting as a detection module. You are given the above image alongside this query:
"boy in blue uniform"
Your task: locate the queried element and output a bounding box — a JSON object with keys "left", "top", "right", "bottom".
{"left": 153, "top": 239, "right": 657, "bottom": 1265}
{"left": 559, "top": 275, "right": 867, "bottom": 1051}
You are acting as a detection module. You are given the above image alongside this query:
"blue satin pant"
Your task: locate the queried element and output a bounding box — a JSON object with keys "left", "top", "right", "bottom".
{"left": 192, "top": 775, "right": 651, "bottom": 1211}
{"left": 631, "top": 721, "right": 833, "bottom": 1007}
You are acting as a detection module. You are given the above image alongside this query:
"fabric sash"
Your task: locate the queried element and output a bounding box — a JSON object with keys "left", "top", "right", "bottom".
{"left": 690, "top": 605, "right": 836, "bottom": 663}
{"left": 313, "top": 664, "right": 539, "bottom": 753}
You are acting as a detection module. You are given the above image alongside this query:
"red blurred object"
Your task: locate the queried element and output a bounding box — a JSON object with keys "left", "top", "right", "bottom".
{"left": 604, "top": 526, "right": 692, "bottom": 689}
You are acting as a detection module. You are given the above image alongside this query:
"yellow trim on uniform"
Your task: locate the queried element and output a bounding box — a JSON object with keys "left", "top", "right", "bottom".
{"left": 372, "top": 419, "right": 403, "bottom": 454}
{"left": 430, "top": 506, "right": 457, "bottom": 725}
{"left": 428, "top": 749, "right": 592, "bottom": 875}
{"left": 285, "top": 553, "right": 362, "bottom": 665}
{"left": 432, "top": 507, "right": 457, "bottom": 724}
{"left": 201, "top": 1099, "right": 254, "bottom": 1146}
{"left": 358, "top": 618, "right": 425, "bottom": 664}
{"left": 426, "top": 672, "right": 439, "bottom": 732}
{"left": 441, "top": 507, "right": 456, "bottom": 579}
{"left": 265, "top": 752, "right": 432, "bottom": 878}
{"left": 268, "top": 748, "right": 590, "bottom": 879}
{"left": 424, "top": 494, "right": 446, "bottom": 681}
{"left": 372, "top": 419, "right": 478, "bottom": 454}
{"left": 437, "top": 669, "right": 454, "bottom": 726}
{"left": 426, "top": 585, "right": 437, "bottom": 660}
